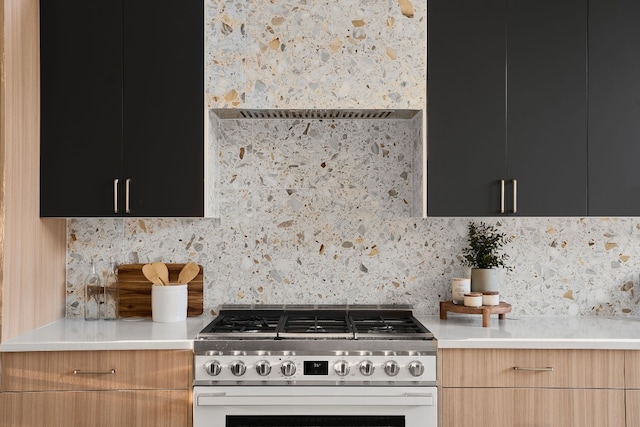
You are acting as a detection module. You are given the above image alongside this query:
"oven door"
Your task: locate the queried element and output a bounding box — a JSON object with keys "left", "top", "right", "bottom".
{"left": 193, "top": 386, "right": 437, "bottom": 427}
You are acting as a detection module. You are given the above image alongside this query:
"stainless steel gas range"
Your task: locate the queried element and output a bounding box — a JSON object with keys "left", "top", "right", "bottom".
{"left": 193, "top": 304, "right": 437, "bottom": 427}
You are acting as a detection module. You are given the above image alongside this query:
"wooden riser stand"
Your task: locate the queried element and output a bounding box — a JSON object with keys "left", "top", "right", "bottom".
{"left": 440, "top": 301, "right": 512, "bottom": 327}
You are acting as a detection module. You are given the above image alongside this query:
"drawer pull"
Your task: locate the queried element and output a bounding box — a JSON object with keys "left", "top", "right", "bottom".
{"left": 73, "top": 369, "right": 117, "bottom": 375}
{"left": 513, "top": 366, "right": 553, "bottom": 372}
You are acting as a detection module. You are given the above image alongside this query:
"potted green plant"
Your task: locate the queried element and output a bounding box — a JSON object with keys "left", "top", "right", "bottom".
{"left": 461, "top": 222, "right": 512, "bottom": 292}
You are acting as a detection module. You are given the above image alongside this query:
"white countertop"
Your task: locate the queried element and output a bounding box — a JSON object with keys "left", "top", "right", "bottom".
{"left": 0, "top": 317, "right": 213, "bottom": 352}
{"left": 4, "top": 314, "right": 640, "bottom": 352}
{"left": 418, "top": 314, "right": 640, "bottom": 349}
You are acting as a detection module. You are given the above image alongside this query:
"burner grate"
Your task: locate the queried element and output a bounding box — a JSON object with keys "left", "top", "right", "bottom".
{"left": 221, "top": 316, "right": 276, "bottom": 333}
{"left": 350, "top": 312, "right": 432, "bottom": 339}
{"left": 196, "top": 307, "right": 434, "bottom": 340}
{"left": 278, "top": 312, "right": 354, "bottom": 339}
{"left": 198, "top": 311, "right": 282, "bottom": 338}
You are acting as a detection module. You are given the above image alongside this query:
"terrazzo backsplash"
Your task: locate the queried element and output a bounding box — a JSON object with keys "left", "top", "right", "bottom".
{"left": 65, "top": 0, "right": 640, "bottom": 318}
{"left": 67, "top": 217, "right": 640, "bottom": 317}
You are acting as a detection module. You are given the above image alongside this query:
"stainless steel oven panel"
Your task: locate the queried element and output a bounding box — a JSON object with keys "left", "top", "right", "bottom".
{"left": 194, "top": 338, "right": 438, "bottom": 355}
{"left": 194, "top": 354, "right": 436, "bottom": 386}
{"left": 193, "top": 386, "right": 437, "bottom": 427}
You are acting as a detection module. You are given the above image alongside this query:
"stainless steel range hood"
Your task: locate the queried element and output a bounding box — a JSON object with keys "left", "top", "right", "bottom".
{"left": 211, "top": 108, "right": 420, "bottom": 120}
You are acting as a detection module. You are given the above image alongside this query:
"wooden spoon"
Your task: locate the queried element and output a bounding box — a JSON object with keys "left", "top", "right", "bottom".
{"left": 151, "top": 262, "right": 170, "bottom": 286}
{"left": 178, "top": 262, "right": 200, "bottom": 285}
{"left": 142, "top": 263, "right": 162, "bottom": 285}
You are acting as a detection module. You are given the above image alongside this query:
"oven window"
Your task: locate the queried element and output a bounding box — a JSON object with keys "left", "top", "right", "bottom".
{"left": 227, "top": 416, "right": 404, "bottom": 427}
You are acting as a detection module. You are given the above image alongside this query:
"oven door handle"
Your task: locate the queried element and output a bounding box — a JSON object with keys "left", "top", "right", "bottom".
{"left": 196, "top": 393, "right": 435, "bottom": 407}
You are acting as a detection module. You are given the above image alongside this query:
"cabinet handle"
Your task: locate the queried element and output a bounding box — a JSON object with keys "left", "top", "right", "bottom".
{"left": 499, "top": 179, "right": 505, "bottom": 214}
{"left": 125, "top": 178, "right": 131, "bottom": 214}
{"left": 73, "top": 369, "right": 117, "bottom": 375}
{"left": 113, "top": 179, "right": 119, "bottom": 214}
{"left": 512, "top": 179, "right": 518, "bottom": 214}
{"left": 513, "top": 366, "right": 553, "bottom": 372}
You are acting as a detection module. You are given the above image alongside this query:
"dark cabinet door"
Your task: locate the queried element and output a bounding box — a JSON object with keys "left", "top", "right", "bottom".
{"left": 588, "top": 0, "right": 640, "bottom": 216}
{"left": 40, "top": 1, "right": 204, "bottom": 217}
{"left": 123, "top": 0, "right": 204, "bottom": 217}
{"left": 40, "top": 0, "right": 124, "bottom": 217}
{"left": 506, "top": 0, "right": 588, "bottom": 216}
{"left": 427, "top": 0, "right": 588, "bottom": 217}
{"left": 427, "top": 0, "right": 507, "bottom": 216}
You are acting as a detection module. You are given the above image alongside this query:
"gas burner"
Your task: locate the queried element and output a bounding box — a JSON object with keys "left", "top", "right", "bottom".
{"left": 221, "top": 316, "right": 273, "bottom": 333}
{"left": 367, "top": 325, "right": 396, "bottom": 333}
{"left": 306, "top": 325, "right": 324, "bottom": 332}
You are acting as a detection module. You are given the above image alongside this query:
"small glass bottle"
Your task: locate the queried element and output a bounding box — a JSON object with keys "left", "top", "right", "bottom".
{"left": 84, "top": 260, "right": 101, "bottom": 320}
{"left": 102, "top": 257, "right": 119, "bottom": 320}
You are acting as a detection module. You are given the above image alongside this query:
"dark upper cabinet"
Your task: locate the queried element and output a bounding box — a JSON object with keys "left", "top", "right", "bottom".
{"left": 427, "top": 0, "right": 588, "bottom": 216}
{"left": 588, "top": 0, "right": 640, "bottom": 216}
{"left": 40, "top": 1, "right": 124, "bottom": 217}
{"left": 40, "top": 0, "right": 204, "bottom": 217}
{"left": 506, "top": 0, "right": 588, "bottom": 216}
{"left": 427, "top": 0, "right": 506, "bottom": 217}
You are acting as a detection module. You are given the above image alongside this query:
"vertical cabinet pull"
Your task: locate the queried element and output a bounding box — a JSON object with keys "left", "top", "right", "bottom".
{"left": 113, "top": 179, "right": 132, "bottom": 215}
{"left": 113, "top": 179, "right": 119, "bottom": 214}
{"left": 512, "top": 179, "right": 518, "bottom": 214}
{"left": 125, "top": 179, "right": 131, "bottom": 214}
{"left": 499, "top": 179, "right": 505, "bottom": 214}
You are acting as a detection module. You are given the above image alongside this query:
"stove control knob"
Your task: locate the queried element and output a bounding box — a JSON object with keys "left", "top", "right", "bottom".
{"left": 204, "top": 360, "right": 222, "bottom": 376}
{"left": 383, "top": 360, "right": 400, "bottom": 377}
{"left": 255, "top": 360, "right": 272, "bottom": 376}
{"left": 230, "top": 360, "right": 247, "bottom": 377}
{"left": 359, "top": 360, "right": 375, "bottom": 376}
{"left": 280, "top": 360, "right": 297, "bottom": 377}
{"left": 334, "top": 360, "right": 350, "bottom": 376}
{"left": 408, "top": 361, "right": 425, "bottom": 377}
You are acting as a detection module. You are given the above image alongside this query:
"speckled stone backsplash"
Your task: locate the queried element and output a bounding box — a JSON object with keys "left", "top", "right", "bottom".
{"left": 66, "top": 1, "right": 640, "bottom": 318}
{"left": 67, "top": 217, "right": 640, "bottom": 317}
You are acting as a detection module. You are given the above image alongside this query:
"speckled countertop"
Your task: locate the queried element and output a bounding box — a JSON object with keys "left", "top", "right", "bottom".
{"left": 3, "top": 315, "right": 640, "bottom": 352}
{"left": 0, "top": 317, "right": 212, "bottom": 352}
{"left": 418, "top": 315, "right": 640, "bottom": 350}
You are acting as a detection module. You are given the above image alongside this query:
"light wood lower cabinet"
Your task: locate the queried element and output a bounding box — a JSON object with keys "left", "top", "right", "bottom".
{"left": 440, "top": 349, "right": 626, "bottom": 427}
{"left": 442, "top": 388, "right": 625, "bottom": 427}
{"left": 0, "top": 390, "right": 190, "bottom": 427}
{"left": 626, "top": 390, "right": 640, "bottom": 426}
{"left": 0, "top": 350, "right": 192, "bottom": 427}
{"left": 1, "top": 350, "right": 192, "bottom": 391}
{"left": 625, "top": 352, "right": 640, "bottom": 426}
{"left": 441, "top": 348, "right": 625, "bottom": 389}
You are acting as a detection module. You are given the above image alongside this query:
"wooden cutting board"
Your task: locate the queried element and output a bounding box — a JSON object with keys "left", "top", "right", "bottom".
{"left": 117, "top": 263, "right": 204, "bottom": 318}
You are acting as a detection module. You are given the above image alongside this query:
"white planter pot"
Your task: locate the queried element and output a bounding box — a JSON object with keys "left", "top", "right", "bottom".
{"left": 470, "top": 268, "right": 500, "bottom": 293}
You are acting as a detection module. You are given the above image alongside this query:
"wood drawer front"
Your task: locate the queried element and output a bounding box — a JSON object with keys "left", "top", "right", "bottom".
{"left": 0, "top": 390, "right": 190, "bottom": 427}
{"left": 0, "top": 350, "right": 192, "bottom": 392}
{"left": 441, "top": 388, "right": 625, "bottom": 427}
{"left": 626, "top": 390, "right": 640, "bottom": 426}
{"left": 441, "top": 348, "right": 624, "bottom": 388}
{"left": 625, "top": 351, "right": 640, "bottom": 389}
